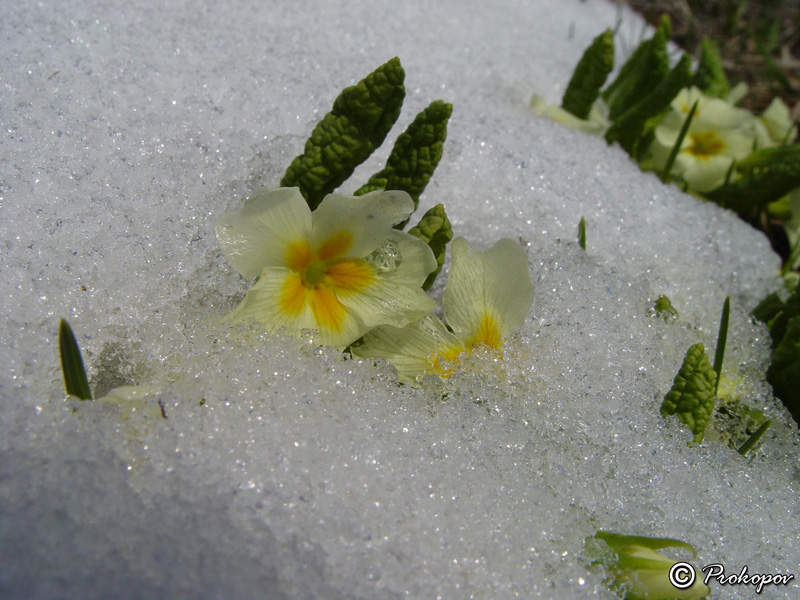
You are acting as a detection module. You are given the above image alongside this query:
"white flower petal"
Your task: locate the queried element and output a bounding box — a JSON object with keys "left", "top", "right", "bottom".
{"left": 311, "top": 190, "right": 415, "bottom": 258}
{"left": 337, "top": 231, "right": 437, "bottom": 329}
{"left": 353, "top": 314, "right": 463, "bottom": 381}
{"left": 216, "top": 187, "right": 312, "bottom": 278}
{"left": 443, "top": 237, "right": 533, "bottom": 346}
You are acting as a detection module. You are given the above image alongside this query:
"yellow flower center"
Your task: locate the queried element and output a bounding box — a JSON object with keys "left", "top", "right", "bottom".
{"left": 466, "top": 313, "right": 502, "bottom": 349}
{"left": 426, "top": 314, "right": 503, "bottom": 378}
{"left": 279, "top": 233, "right": 375, "bottom": 334}
{"left": 687, "top": 131, "right": 726, "bottom": 159}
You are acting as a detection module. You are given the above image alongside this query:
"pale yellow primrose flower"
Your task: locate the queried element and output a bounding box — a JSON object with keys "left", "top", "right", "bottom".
{"left": 757, "top": 97, "right": 797, "bottom": 145}
{"left": 650, "top": 87, "right": 757, "bottom": 193}
{"left": 216, "top": 187, "right": 437, "bottom": 347}
{"left": 352, "top": 237, "right": 534, "bottom": 380}
{"left": 530, "top": 94, "right": 611, "bottom": 136}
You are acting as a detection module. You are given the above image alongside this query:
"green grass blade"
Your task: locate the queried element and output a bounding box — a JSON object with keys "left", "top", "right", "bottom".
{"left": 660, "top": 100, "right": 697, "bottom": 183}
{"left": 713, "top": 296, "right": 730, "bottom": 395}
{"left": 59, "top": 318, "right": 92, "bottom": 400}
{"left": 738, "top": 419, "right": 772, "bottom": 456}
{"left": 578, "top": 216, "right": 586, "bottom": 250}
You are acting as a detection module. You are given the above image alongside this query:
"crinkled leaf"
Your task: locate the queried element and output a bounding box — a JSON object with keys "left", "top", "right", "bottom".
{"left": 59, "top": 319, "right": 92, "bottom": 401}
{"left": 281, "top": 57, "right": 406, "bottom": 210}
{"left": 708, "top": 161, "right": 800, "bottom": 219}
{"left": 407, "top": 203, "right": 453, "bottom": 290}
{"left": 561, "top": 29, "right": 614, "bottom": 120}
{"left": 605, "top": 54, "right": 692, "bottom": 157}
{"left": 661, "top": 342, "right": 716, "bottom": 444}
{"left": 654, "top": 295, "right": 679, "bottom": 319}
{"left": 766, "top": 316, "right": 800, "bottom": 424}
{"left": 735, "top": 143, "right": 800, "bottom": 172}
{"left": 355, "top": 100, "right": 452, "bottom": 221}
{"left": 694, "top": 38, "right": 730, "bottom": 99}
{"left": 604, "top": 15, "right": 672, "bottom": 121}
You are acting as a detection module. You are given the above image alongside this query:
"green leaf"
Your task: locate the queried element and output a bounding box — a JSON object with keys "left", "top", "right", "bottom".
{"left": 355, "top": 100, "right": 452, "bottom": 220}
{"left": 59, "top": 319, "right": 92, "bottom": 400}
{"left": 578, "top": 216, "right": 586, "bottom": 250}
{"left": 707, "top": 146, "right": 800, "bottom": 218}
{"left": 407, "top": 203, "right": 453, "bottom": 291}
{"left": 766, "top": 316, "right": 800, "bottom": 424}
{"left": 281, "top": 57, "right": 406, "bottom": 210}
{"left": 561, "top": 28, "right": 614, "bottom": 120}
{"left": 604, "top": 15, "right": 672, "bottom": 121}
{"left": 653, "top": 295, "right": 679, "bottom": 319}
{"left": 661, "top": 342, "right": 716, "bottom": 444}
{"left": 660, "top": 99, "right": 698, "bottom": 183}
{"left": 693, "top": 38, "right": 730, "bottom": 99}
{"left": 713, "top": 296, "right": 730, "bottom": 395}
{"left": 605, "top": 54, "right": 693, "bottom": 157}
{"left": 737, "top": 418, "right": 772, "bottom": 456}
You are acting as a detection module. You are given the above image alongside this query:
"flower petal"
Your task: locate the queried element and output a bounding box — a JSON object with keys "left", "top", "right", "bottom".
{"left": 443, "top": 237, "right": 533, "bottom": 347}
{"left": 311, "top": 190, "right": 415, "bottom": 258}
{"left": 216, "top": 187, "right": 312, "bottom": 279}
{"left": 224, "top": 267, "right": 365, "bottom": 346}
{"left": 353, "top": 314, "right": 464, "bottom": 381}
{"left": 336, "top": 231, "right": 437, "bottom": 329}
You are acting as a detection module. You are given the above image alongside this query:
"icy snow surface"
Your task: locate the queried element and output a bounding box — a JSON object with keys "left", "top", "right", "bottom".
{"left": 1, "top": 0, "right": 798, "bottom": 598}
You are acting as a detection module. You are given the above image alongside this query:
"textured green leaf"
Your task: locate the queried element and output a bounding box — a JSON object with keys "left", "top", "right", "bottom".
{"left": 578, "top": 216, "right": 586, "bottom": 250}
{"left": 281, "top": 57, "right": 406, "bottom": 210}
{"left": 766, "top": 316, "right": 800, "bottom": 424}
{"left": 605, "top": 53, "right": 692, "bottom": 156}
{"left": 694, "top": 38, "right": 730, "bottom": 99}
{"left": 604, "top": 15, "right": 672, "bottom": 121}
{"left": 407, "top": 203, "right": 452, "bottom": 291}
{"left": 653, "top": 295, "right": 679, "bottom": 319}
{"left": 661, "top": 342, "right": 716, "bottom": 444}
{"left": 59, "top": 319, "right": 92, "bottom": 400}
{"left": 355, "top": 100, "right": 452, "bottom": 217}
{"left": 707, "top": 160, "right": 800, "bottom": 218}
{"left": 561, "top": 29, "right": 614, "bottom": 120}
{"left": 735, "top": 143, "right": 800, "bottom": 172}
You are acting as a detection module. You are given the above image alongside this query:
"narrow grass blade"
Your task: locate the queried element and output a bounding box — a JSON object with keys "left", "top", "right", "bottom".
{"left": 660, "top": 100, "right": 697, "bottom": 183}
{"left": 578, "top": 216, "right": 586, "bottom": 250}
{"left": 738, "top": 419, "right": 772, "bottom": 456}
{"left": 59, "top": 318, "right": 92, "bottom": 400}
{"left": 713, "top": 296, "right": 730, "bottom": 395}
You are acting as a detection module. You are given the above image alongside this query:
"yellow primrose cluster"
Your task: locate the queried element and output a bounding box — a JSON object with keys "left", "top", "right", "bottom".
{"left": 217, "top": 187, "right": 534, "bottom": 381}
{"left": 648, "top": 87, "right": 796, "bottom": 193}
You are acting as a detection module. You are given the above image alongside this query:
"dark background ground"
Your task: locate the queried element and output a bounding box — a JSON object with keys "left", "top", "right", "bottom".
{"left": 624, "top": 0, "right": 799, "bottom": 116}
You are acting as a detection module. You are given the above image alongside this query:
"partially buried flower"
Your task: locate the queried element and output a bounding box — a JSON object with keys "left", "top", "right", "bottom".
{"left": 649, "top": 87, "right": 757, "bottom": 193}
{"left": 530, "top": 94, "right": 610, "bottom": 136}
{"left": 216, "top": 187, "right": 437, "bottom": 347}
{"left": 352, "top": 236, "right": 534, "bottom": 380}
{"left": 587, "top": 531, "right": 710, "bottom": 600}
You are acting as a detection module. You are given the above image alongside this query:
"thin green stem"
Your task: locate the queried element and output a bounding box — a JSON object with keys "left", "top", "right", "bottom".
{"left": 738, "top": 419, "right": 772, "bottom": 455}
{"left": 713, "top": 297, "right": 730, "bottom": 396}
{"left": 660, "top": 100, "right": 698, "bottom": 183}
